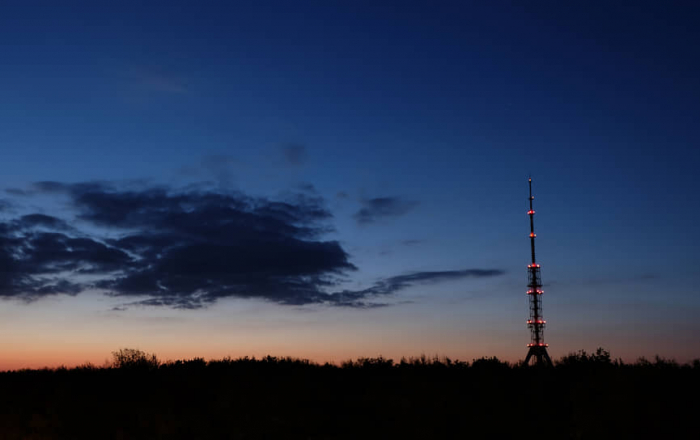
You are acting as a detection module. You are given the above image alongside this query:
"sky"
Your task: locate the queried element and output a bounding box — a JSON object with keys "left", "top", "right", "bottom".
{"left": 0, "top": 0, "right": 698, "bottom": 369}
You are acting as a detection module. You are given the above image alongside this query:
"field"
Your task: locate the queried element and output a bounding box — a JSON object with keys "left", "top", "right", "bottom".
{"left": 0, "top": 349, "right": 697, "bottom": 439}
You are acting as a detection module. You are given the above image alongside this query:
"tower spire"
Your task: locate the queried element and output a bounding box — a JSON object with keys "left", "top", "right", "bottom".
{"left": 523, "top": 177, "right": 553, "bottom": 367}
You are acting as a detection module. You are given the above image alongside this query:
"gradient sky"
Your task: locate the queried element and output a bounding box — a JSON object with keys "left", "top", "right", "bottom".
{"left": 0, "top": 1, "right": 698, "bottom": 370}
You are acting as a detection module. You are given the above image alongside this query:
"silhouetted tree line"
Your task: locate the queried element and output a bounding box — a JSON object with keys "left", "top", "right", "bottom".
{"left": 0, "top": 348, "right": 696, "bottom": 439}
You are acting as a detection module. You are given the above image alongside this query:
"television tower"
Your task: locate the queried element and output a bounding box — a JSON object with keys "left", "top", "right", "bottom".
{"left": 523, "top": 177, "right": 553, "bottom": 367}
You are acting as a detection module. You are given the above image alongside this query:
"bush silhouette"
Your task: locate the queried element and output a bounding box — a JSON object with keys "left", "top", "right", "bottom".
{"left": 557, "top": 347, "right": 613, "bottom": 368}
{"left": 111, "top": 348, "right": 160, "bottom": 370}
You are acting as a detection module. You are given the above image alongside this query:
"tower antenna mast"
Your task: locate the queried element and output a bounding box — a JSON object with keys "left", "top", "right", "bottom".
{"left": 523, "top": 177, "right": 553, "bottom": 367}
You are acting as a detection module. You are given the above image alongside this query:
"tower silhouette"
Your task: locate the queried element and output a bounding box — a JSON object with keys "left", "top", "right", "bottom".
{"left": 523, "top": 177, "right": 553, "bottom": 367}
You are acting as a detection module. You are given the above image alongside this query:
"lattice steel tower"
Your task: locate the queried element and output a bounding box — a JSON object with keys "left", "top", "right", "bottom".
{"left": 523, "top": 177, "right": 553, "bottom": 367}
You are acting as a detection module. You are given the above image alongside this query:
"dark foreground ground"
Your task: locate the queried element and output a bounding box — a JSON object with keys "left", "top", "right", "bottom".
{"left": 0, "top": 349, "right": 697, "bottom": 439}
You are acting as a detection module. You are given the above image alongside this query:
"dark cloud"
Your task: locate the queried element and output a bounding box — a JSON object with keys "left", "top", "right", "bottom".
{"left": 330, "top": 269, "right": 505, "bottom": 307}
{"left": 282, "top": 144, "right": 307, "bottom": 165}
{"left": 401, "top": 239, "right": 424, "bottom": 246}
{"left": 21, "top": 233, "right": 132, "bottom": 274}
{"left": 0, "top": 182, "right": 503, "bottom": 309}
{"left": 59, "top": 183, "right": 352, "bottom": 307}
{"left": 14, "top": 214, "right": 73, "bottom": 231}
{"left": 0, "top": 215, "right": 127, "bottom": 300}
{"left": 354, "top": 197, "right": 418, "bottom": 224}
{"left": 5, "top": 188, "right": 27, "bottom": 196}
{"left": 0, "top": 183, "right": 351, "bottom": 307}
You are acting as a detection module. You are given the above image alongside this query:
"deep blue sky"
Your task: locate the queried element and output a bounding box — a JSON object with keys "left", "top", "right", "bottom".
{"left": 0, "top": 1, "right": 698, "bottom": 367}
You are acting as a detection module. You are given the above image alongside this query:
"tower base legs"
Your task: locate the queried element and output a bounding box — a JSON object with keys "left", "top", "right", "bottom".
{"left": 523, "top": 346, "right": 553, "bottom": 367}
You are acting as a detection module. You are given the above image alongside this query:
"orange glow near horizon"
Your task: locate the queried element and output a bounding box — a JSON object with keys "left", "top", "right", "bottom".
{"left": 0, "top": 288, "right": 699, "bottom": 371}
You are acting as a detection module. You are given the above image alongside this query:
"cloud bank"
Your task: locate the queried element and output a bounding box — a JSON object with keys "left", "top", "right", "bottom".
{"left": 0, "top": 182, "right": 502, "bottom": 309}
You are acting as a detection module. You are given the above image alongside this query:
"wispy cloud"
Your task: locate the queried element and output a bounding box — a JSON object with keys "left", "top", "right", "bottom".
{"left": 354, "top": 197, "right": 418, "bottom": 225}
{"left": 175, "top": 155, "right": 239, "bottom": 188}
{"left": 401, "top": 239, "right": 424, "bottom": 246}
{"left": 281, "top": 144, "right": 307, "bottom": 166}
{"left": 134, "top": 70, "right": 187, "bottom": 94}
{"left": 330, "top": 269, "right": 505, "bottom": 307}
{"left": 120, "top": 66, "right": 189, "bottom": 95}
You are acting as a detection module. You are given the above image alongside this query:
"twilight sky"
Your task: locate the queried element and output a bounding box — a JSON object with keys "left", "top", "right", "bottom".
{"left": 0, "top": 1, "right": 698, "bottom": 369}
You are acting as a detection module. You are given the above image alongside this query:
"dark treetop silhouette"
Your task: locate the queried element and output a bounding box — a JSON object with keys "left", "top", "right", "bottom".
{"left": 0, "top": 349, "right": 696, "bottom": 439}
